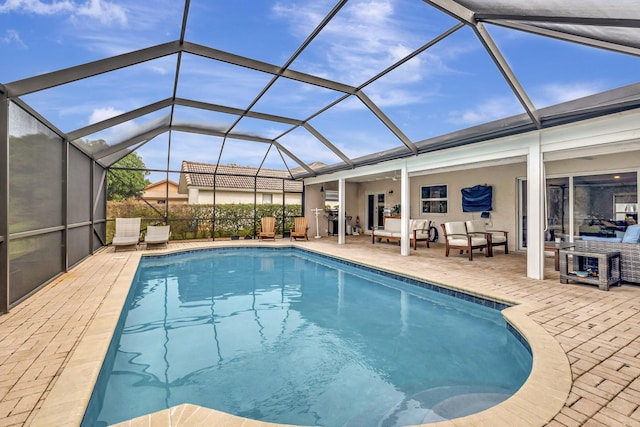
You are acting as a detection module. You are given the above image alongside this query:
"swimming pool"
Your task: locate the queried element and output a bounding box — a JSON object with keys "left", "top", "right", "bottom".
{"left": 82, "top": 247, "right": 532, "bottom": 427}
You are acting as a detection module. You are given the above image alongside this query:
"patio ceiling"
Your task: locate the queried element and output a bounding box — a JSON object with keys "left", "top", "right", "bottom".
{"left": 2, "top": 0, "right": 640, "bottom": 182}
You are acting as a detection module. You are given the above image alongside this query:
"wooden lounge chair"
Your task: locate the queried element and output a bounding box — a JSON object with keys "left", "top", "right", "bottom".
{"left": 465, "top": 219, "right": 508, "bottom": 256}
{"left": 290, "top": 217, "right": 309, "bottom": 241}
{"left": 441, "top": 221, "right": 489, "bottom": 261}
{"left": 112, "top": 218, "right": 141, "bottom": 251}
{"left": 144, "top": 225, "right": 171, "bottom": 248}
{"left": 259, "top": 216, "right": 276, "bottom": 240}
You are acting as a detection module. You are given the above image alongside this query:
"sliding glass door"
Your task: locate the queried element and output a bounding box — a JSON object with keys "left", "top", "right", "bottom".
{"left": 518, "top": 171, "right": 637, "bottom": 250}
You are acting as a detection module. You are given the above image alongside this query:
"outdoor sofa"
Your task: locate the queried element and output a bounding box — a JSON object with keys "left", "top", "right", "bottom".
{"left": 372, "top": 217, "right": 431, "bottom": 250}
{"left": 575, "top": 224, "right": 640, "bottom": 284}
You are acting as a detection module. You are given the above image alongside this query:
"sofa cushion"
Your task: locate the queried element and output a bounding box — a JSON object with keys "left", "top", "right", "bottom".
{"left": 622, "top": 224, "right": 640, "bottom": 243}
{"left": 581, "top": 235, "right": 622, "bottom": 243}
{"left": 383, "top": 218, "right": 401, "bottom": 233}
{"left": 409, "top": 219, "right": 429, "bottom": 231}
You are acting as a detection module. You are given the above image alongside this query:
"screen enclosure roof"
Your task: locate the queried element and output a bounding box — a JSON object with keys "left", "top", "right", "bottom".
{"left": 2, "top": 0, "right": 640, "bottom": 181}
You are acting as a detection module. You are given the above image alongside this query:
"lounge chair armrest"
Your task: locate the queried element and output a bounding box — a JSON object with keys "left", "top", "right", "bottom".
{"left": 468, "top": 231, "right": 490, "bottom": 237}
{"left": 447, "top": 233, "right": 468, "bottom": 239}
{"left": 487, "top": 229, "right": 508, "bottom": 236}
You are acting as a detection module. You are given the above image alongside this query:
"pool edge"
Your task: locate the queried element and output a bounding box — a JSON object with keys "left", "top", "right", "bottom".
{"left": 29, "top": 242, "right": 571, "bottom": 427}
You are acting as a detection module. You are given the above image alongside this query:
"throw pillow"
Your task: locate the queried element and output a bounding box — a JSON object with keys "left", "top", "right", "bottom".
{"left": 622, "top": 224, "right": 640, "bottom": 243}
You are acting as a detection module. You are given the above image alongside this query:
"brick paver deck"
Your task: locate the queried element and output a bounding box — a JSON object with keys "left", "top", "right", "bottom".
{"left": 1, "top": 237, "right": 639, "bottom": 426}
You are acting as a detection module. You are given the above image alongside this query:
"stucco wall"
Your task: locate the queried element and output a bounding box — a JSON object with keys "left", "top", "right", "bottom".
{"left": 409, "top": 163, "right": 525, "bottom": 248}
{"left": 545, "top": 151, "right": 640, "bottom": 176}
{"left": 188, "top": 188, "right": 302, "bottom": 205}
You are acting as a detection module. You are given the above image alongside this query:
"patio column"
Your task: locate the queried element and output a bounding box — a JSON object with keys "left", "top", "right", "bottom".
{"left": 400, "top": 165, "right": 410, "bottom": 256}
{"left": 527, "top": 134, "right": 545, "bottom": 279}
{"left": 338, "top": 178, "right": 345, "bottom": 245}
{"left": 0, "top": 98, "right": 7, "bottom": 313}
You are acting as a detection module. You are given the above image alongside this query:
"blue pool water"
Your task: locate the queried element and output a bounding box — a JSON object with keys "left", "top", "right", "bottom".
{"left": 82, "top": 248, "right": 532, "bottom": 427}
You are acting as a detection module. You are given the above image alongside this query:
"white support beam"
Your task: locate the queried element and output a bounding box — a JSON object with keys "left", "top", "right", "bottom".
{"left": 338, "top": 178, "right": 345, "bottom": 245}
{"left": 400, "top": 165, "right": 410, "bottom": 256}
{"left": 527, "top": 134, "right": 545, "bottom": 279}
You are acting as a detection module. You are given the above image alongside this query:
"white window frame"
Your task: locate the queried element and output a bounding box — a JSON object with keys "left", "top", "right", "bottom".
{"left": 421, "top": 184, "right": 448, "bottom": 214}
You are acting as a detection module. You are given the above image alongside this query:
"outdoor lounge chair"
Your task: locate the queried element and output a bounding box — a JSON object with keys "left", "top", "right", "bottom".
{"left": 290, "top": 217, "right": 309, "bottom": 241}
{"left": 144, "top": 225, "right": 170, "bottom": 248}
{"left": 465, "top": 220, "right": 508, "bottom": 256}
{"left": 259, "top": 216, "right": 276, "bottom": 240}
{"left": 441, "top": 221, "right": 489, "bottom": 261}
{"left": 112, "top": 217, "right": 141, "bottom": 251}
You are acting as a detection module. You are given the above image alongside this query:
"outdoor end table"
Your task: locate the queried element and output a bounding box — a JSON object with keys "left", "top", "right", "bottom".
{"left": 559, "top": 247, "right": 621, "bottom": 291}
{"left": 544, "top": 242, "right": 575, "bottom": 271}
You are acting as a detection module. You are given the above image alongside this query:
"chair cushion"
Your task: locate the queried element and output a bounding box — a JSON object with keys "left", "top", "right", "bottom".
{"left": 490, "top": 234, "right": 507, "bottom": 244}
{"left": 445, "top": 221, "right": 467, "bottom": 236}
{"left": 410, "top": 219, "right": 429, "bottom": 231}
{"left": 465, "top": 220, "right": 486, "bottom": 233}
{"left": 622, "top": 224, "right": 640, "bottom": 243}
{"left": 449, "top": 237, "right": 487, "bottom": 246}
{"left": 383, "top": 218, "right": 402, "bottom": 233}
{"left": 413, "top": 230, "right": 429, "bottom": 239}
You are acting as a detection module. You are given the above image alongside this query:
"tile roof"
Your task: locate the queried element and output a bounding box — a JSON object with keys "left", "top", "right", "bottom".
{"left": 181, "top": 161, "right": 303, "bottom": 192}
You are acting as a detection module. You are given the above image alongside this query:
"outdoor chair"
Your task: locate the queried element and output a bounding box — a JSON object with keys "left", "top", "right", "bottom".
{"left": 112, "top": 218, "right": 141, "bottom": 251}
{"left": 259, "top": 216, "right": 277, "bottom": 240}
{"left": 290, "top": 217, "right": 309, "bottom": 241}
{"left": 144, "top": 225, "right": 171, "bottom": 248}
{"left": 441, "top": 221, "right": 489, "bottom": 261}
{"left": 465, "top": 220, "right": 508, "bottom": 256}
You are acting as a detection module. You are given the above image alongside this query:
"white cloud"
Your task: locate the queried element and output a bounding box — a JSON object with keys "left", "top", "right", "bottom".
{"left": 0, "top": 0, "right": 74, "bottom": 15}
{"left": 89, "top": 106, "right": 124, "bottom": 124}
{"left": 447, "top": 97, "right": 521, "bottom": 125}
{"left": 0, "top": 29, "right": 25, "bottom": 46}
{"left": 272, "top": 0, "right": 469, "bottom": 109}
{"left": 0, "top": 0, "right": 127, "bottom": 26}
{"left": 75, "top": 0, "right": 127, "bottom": 26}
{"left": 535, "top": 82, "right": 603, "bottom": 107}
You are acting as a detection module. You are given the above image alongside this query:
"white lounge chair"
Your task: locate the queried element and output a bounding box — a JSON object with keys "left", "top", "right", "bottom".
{"left": 112, "top": 218, "right": 141, "bottom": 251}
{"left": 441, "top": 221, "right": 489, "bottom": 261}
{"left": 145, "top": 225, "right": 171, "bottom": 248}
{"left": 465, "top": 219, "right": 509, "bottom": 256}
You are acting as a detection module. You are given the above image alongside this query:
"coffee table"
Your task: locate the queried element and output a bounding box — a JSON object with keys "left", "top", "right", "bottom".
{"left": 559, "top": 247, "right": 621, "bottom": 291}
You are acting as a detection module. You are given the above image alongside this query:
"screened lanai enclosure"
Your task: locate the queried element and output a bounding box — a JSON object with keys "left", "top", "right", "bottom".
{"left": 2, "top": 0, "right": 640, "bottom": 313}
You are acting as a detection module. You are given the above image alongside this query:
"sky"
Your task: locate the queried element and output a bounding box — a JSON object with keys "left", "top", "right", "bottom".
{"left": 2, "top": 0, "right": 639, "bottom": 183}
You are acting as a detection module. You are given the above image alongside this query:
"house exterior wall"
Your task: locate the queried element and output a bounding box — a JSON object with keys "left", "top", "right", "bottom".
{"left": 349, "top": 163, "right": 524, "bottom": 249}
{"left": 408, "top": 163, "right": 525, "bottom": 249}
{"left": 142, "top": 181, "right": 188, "bottom": 204}
{"left": 317, "top": 149, "right": 640, "bottom": 251}
{"left": 187, "top": 187, "right": 302, "bottom": 205}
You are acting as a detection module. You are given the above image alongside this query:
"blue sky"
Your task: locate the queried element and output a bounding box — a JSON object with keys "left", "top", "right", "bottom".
{"left": 2, "top": 0, "right": 639, "bottom": 182}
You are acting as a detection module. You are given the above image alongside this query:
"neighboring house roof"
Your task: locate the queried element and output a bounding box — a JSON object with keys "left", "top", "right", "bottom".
{"left": 179, "top": 161, "right": 303, "bottom": 193}
{"left": 144, "top": 179, "right": 179, "bottom": 192}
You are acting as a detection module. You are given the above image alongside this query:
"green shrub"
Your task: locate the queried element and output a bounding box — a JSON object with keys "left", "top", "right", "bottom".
{"left": 106, "top": 201, "right": 303, "bottom": 241}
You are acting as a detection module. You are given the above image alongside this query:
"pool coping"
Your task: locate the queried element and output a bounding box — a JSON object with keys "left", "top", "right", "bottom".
{"left": 30, "top": 243, "right": 572, "bottom": 427}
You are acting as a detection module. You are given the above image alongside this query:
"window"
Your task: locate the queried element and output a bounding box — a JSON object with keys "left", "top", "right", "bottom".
{"left": 157, "top": 200, "right": 166, "bottom": 204}
{"left": 421, "top": 185, "right": 448, "bottom": 214}
{"left": 262, "top": 193, "right": 273, "bottom": 204}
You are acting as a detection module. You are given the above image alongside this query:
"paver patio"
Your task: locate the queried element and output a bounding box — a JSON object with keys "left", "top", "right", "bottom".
{"left": 1, "top": 236, "right": 639, "bottom": 426}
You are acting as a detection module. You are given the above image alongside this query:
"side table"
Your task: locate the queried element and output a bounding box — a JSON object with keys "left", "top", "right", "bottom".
{"left": 559, "top": 247, "right": 621, "bottom": 291}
